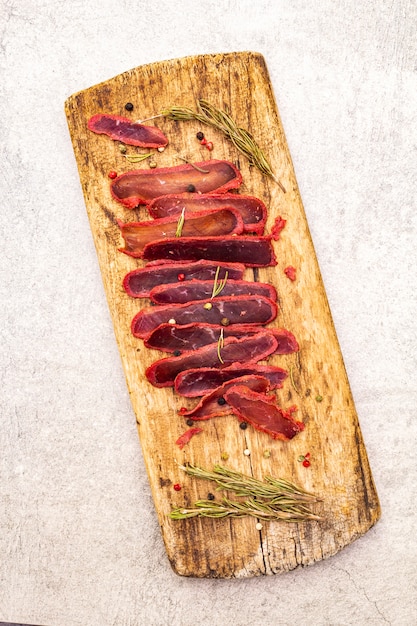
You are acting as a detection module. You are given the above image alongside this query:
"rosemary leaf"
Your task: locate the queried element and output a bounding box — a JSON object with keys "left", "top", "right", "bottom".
{"left": 175, "top": 208, "right": 186, "bottom": 238}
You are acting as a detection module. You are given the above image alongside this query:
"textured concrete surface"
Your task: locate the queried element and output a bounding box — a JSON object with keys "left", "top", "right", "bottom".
{"left": 1, "top": 1, "right": 416, "bottom": 624}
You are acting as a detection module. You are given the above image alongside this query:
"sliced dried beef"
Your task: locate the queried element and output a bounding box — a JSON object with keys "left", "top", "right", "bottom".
{"left": 145, "top": 332, "right": 279, "bottom": 387}
{"left": 224, "top": 386, "right": 305, "bottom": 441}
{"left": 87, "top": 114, "right": 168, "bottom": 148}
{"left": 144, "top": 323, "right": 297, "bottom": 355}
{"left": 111, "top": 160, "right": 242, "bottom": 208}
{"left": 179, "top": 375, "right": 271, "bottom": 420}
{"left": 149, "top": 279, "right": 277, "bottom": 304}
{"left": 119, "top": 208, "right": 244, "bottom": 258}
{"left": 132, "top": 295, "right": 278, "bottom": 339}
{"left": 147, "top": 193, "right": 267, "bottom": 234}
{"left": 142, "top": 235, "right": 277, "bottom": 267}
{"left": 175, "top": 364, "right": 288, "bottom": 397}
{"left": 123, "top": 260, "right": 245, "bottom": 298}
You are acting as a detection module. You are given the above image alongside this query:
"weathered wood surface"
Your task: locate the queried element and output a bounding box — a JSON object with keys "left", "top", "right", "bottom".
{"left": 65, "top": 51, "right": 380, "bottom": 578}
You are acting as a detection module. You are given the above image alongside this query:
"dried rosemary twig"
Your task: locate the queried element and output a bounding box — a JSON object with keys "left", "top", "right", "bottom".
{"left": 123, "top": 152, "right": 153, "bottom": 163}
{"left": 211, "top": 266, "right": 228, "bottom": 298}
{"left": 160, "top": 99, "right": 285, "bottom": 192}
{"left": 175, "top": 208, "right": 186, "bottom": 237}
{"left": 169, "top": 464, "right": 323, "bottom": 522}
{"left": 217, "top": 328, "right": 225, "bottom": 364}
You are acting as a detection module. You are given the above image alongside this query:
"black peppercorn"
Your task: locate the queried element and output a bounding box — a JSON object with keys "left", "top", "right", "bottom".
{"left": 217, "top": 397, "right": 226, "bottom": 406}
{"left": 207, "top": 492, "right": 215, "bottom": 501}
{"left": 186, "top": 419, "right": 194, "bottom": 426}
{"left": 187, "top": 184, "right": 196, "bottom": 192}
{"left": 173, "top": 350, "right": 182, "bottom": 357}
{"left": 196, "top": 131, "right": 204, "bottom": 141}
{"left": 125, "top": 102, "right": 134, "bottom": 111}
{"left": 239, "top": 422, "right": 248, "bottom": 430}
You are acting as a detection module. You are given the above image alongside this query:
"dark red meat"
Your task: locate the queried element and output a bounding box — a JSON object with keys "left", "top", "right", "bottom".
{"left": 147, "top": 193, "right": 267, "bottom": 234}
{"left": 175, "top": 364, "right": 288, "bottom": 397}
{"left": 144, "top": 323, "right": 297, "bottom": 355}
{"left": 149, "top": 279, "right": 277, "bottom": 304}
{"left": 145, "top": 332, "right": 279, "bottom": 387}
{"left": 179, "top": 375, "right": 271, "bottom": 420}
{"left": 132, "top": 295, "right": 278, "bottom": 339}
{"left": 224, "top": 386, "right": 305, "bottom": 441}
{"left": 119, "top": 208, "right": 244, "bottom": 258}
{"left": 123, "top": 260, "right": 245, "bottom": 298}
{"left": 142, "top": 236, "right": 277, "bottom": 267}
{"left": 111, "top": 160, "right": 242, "bottom": 208}
{"left": 87, "top": 114, "right": 168, "bottom": 148}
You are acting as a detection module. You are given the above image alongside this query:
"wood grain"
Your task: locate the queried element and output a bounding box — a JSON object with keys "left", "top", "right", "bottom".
{"left": 65, "top": 51, "right": 380, "bottom": 578}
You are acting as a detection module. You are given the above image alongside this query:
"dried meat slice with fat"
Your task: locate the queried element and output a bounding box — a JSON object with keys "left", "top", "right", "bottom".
{"left": 87, "top": 114, "right": 168, "bottom": 148}
{"left": 111, "top": 160, "right": 242, "bottom": 208}
{"left": 224, "top": 385, "right": 305, "bottom": 441}
{"left": 145, "top": 332, "right": 279, "bottom": 387}
{"left": 175, "top": 364, "right": 288, "bottom": 397}
{"left": 142, "top": 235, "right": 277, "bottom": 267}
{"left": 119, "top": 208, "right": 244, "bottom": 258}
{"left": 123, "top": 260, "right": 245, "bottom": 298}
{"left": 147, "top": 193, "right": 267, "bottom": 234}
{"left": 179, "top": 375, "right": 271, "bottom": 420}
{"left": 132, "top": 295, "right": 278, "bottom": 339}
{"left": 144, "top": 323, "right": 297, "bottom": 355}
{"left": 149, "top": 279, "right": 277, "bottom": 304}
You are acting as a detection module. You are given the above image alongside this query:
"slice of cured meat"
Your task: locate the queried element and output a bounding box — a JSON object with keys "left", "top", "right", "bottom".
{"left": 147, "top": 193, "right": 267, "bottom": 234}
{"left": 87, "top": 114, "right": 168, "bottom": 148}
{"left": 132, "top": 295, "right": 278, "bottom": 339}
{"left": 111, "top": 160, "right": 242, "bottom": 208}
{"left": 119, "top": 208, "right": 244, "bottom": 258}
{"left": 149, "top": 279, "right": 277, "bottom": 304}
{"left": 142, "top": 236, "right": 277, "bottom": 267}
{"left": 179, "top": 375, "right": 271, "bottom": 420}
{"left": 175, "top": 364, "right": 288, "bottom": 397}
{"left": 145, "top": 332, "right": 279, "bottom": 387}
{"left": 224, "top": 385, "right": 305, "bottom": 441}
{"left": 144, "top": 323, "right": 297, "bottom": 355}
{"left": 123, "top": 260, "right": 245, "bottom": 298}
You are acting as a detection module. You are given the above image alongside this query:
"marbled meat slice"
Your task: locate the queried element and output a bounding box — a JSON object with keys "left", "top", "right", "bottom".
{"left": 224, "top": 385, "right": 305, "bottom": 441}
{"left": 145, "top": 332, "right": 278, "bottom": 387}
{"left": 147, "top": 193, "right": 267, "bottom": 234}
{"left": 144, "top": 323, "right": 297, "bottom": 355}
{"left": 142, "top": 236, "right": 277, "bottom": 267}
{"left": 123, "top": 260, "right": 245, "bottom": 298}
{"left": 175, "top": 364, "right": 288, "bottom": 397}
{"left": 111, "top": 160, "right": 242, "bottom": 208}
{"left": 119, "top": 208, "right": 244, "bottom": 258}
{"left": 132, "top": 295, "right": 278, "bottom": 339}
{"left": 179, "top": 375, "right": 271, "bottom": 420}
{"left": 149, "top": 279, "right": 277, "bottom": 304}
{"left": 87, "top": 114, "right": 168, "bottom": 148}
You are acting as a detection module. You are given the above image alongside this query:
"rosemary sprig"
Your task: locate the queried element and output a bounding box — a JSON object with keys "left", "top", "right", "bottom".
{"left": 160, "top": 99, "right": 285, "bottom": 192}
{"left": 177, "top": 155, "right": 210, "bottom": 173}
{"left": 211, "top": 266, "right": 228, "bottom": 298}
{"left": 175, "top": 208, "right": 186, "bottom": 237}
{"left": 169, "top": 464, "right": 323, "bottom": 522}
{"left": 217, "top": 328, "right": 225, "bottom": 364}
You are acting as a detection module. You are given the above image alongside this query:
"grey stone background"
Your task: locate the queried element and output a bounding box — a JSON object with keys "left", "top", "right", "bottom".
{"left": 1, "top": 1, "right": 416, "bottom": 624}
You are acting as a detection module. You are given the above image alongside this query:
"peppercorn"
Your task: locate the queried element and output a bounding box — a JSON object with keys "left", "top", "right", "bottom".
{"left": 173, "top": 350, "right": 182, "bottom": 357}
{"left": 187, "top": 184, "right": 196, "bottom": 192}
{"left": 217, "top": 397, "right": 226, "bottom": 406}
{"left": 177, "top": 273, "right": 185, "bottom": 281}
{"left": 207, "top": 492, "right": 215, "bottom": 501}
{"left": 196, "top": 131, "right": 204, "bottom": 140}
{"left": 239, "top": 422, "right": 248, "bottom": 430}
{"left": 119, "top": 144, "right": 127, "bottom": 154}
{"left": 125, "top": 102, "right": 134, "bottom": 111}
{"left": 173, "top": 483, "right": 181, "bottom": 491}
{"left": 186, "top": 419, "right": 194, "bottom": 426}
{"left": 108, "top": 170, "right": 117, "bottom": 179}
{"left": 220, "top": 317, "right": 230, "bottom": 326}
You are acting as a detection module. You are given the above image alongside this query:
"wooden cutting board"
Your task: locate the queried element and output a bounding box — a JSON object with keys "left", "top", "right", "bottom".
{"left": 65, "top": 51, "right": 380, "bottom": 578}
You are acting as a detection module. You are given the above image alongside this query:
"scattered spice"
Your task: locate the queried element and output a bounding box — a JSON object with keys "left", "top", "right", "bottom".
{"left": 168, "top": 318, "right": 176, "bottom": 324}
{"left": 220, "top": 317, "right": 230, "bottom": 326}
{"left": 177, "top": 273, "right": 185, "bottom": 281}
{"left": 119, "top": 143, "right": 127, "bottom": 154}
{"left": 196, "top": 131, "right": 205, "bottom": 141}
{"left": 284, "top": 266, "right": 297, "bottom": 281}
{"left": 298, "top": 452, "right": 311, "bottom": 468}
{"left": 220, "top": 452, "right": 229, "bottom": 461}
{"left": 255, "top": 522, "right": 263, "bottom": 530}
{"left": 125, "top": 102, "right": 134, "bottom": 111}
{"left": 205, "top": 141, "right": 214, "bottom": 151}
{"left": 187, "top": 184, "right": 196, "bottom": 192}
{"left": 108, "top": 170, "right": 117, "bottom": 179}
{"left": 263, "top": 449, "right": 271, "bottom": 459}
{"left": 217, "top": 397, "right": 226, "bottom": 406}
{"left": 316, "top": 395, "right": 323, "bottom": 403}
{"left": 243, "top": 448, "right": 251, "bottom": 456}
{"left": 173, "top": 483, "right": 182, "bottom": 491}
{"left": 157, "top": 146, "right": 165, "bottom": 152}
{"left": 186, "top": 419, "right": 194, "bottom": 426}
{"left": 207, "top": 492, "right": 215, "bottom": 501}
{"left": 239, "top": 422, "right": 248, "bottom": 430}
{"left": 203, "top": 302, "right": 213, "bottom": 310}
{"left": 179, "top": 407, "right": 188, "bottom": 414}
{"left": 149, "top": 159, "right": 157, "bottom": 168}
{"left": 173, "top": 350, "right": 182, "bottom": 357}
